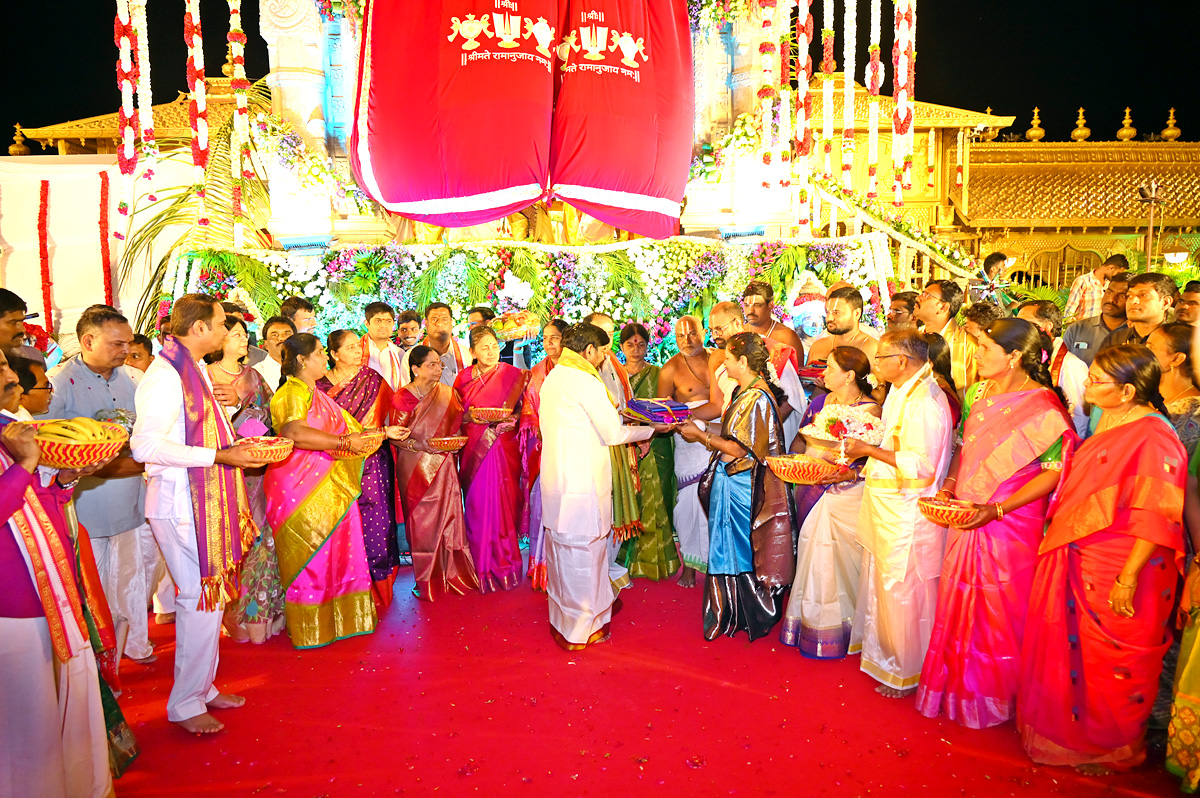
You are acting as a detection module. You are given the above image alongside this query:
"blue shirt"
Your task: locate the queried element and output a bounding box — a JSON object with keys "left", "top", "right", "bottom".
{"left": 38, "top": 357, "right": 145, "bottom": 537}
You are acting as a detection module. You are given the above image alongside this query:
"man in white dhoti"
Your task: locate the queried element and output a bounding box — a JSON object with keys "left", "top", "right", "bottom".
{"left": 843, "top": 328, "right": 952, "bottom": 697}
{"left": 657, "top": 316, "right": 712, "bottom": 587}
{"left": 539, "top": 323, "right": 674, "bottom": 650}
{"left": 132, "top": 294, "right": 270, "bottom": 733}
{"left": 0, "top": 353, "right": 113, "bottom": 798}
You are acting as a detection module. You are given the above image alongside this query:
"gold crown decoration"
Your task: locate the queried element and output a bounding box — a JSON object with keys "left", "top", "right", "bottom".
{"left": 1116, "top": 107, "right": 1137, "bottom": 141}
{"left": 1162, "top": 108, "right": 1181, "bottom": 143}
{"left": 1025, "top": 108, "right": 1045, "bottom": 142}
{"left": 1070, "top": 108, "right": 1091, "bottom": 142}
{"left": 981, "top": 107, "right": 999, "bottom": 142}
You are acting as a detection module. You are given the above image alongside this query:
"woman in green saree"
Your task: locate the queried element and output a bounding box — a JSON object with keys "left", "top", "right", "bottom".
{"left": 618, "top": 323, "right": 680, "bottom": 580}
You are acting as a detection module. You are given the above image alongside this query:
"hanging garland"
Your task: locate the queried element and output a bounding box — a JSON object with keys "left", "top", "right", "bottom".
{"left": 795, "top": 0, "right": 813, "bottom": 226}
{"left": 184, "top": 0, "right": 210, "bottom": 227}
{"left": 902, "top": 1, "right": 917, "bottom": 190}
{"left": 956, "top": 128, "right": 965, "bottom": 188}
{"left": 840, "top": 0, "right": 856, "bottom": 190}
{"left": 130, "top": 0, "right": 157, "bottom": 204}
{"left": 114, "top": 0, "right": 138, "bottom": 222}
{"left": 38, "top": 180, "right": 53, "bottom": 329}
{"left": 865, "top": 0, "right": 884, "bottom": 198}
{"left": 756, "top": 0, "right": 777, "bottom": 188}
{"left": 228, "top": 0, "right": 252, "bottom": 247}
{"left": 99, "top": 171, "right": 114, "bottom": 307}
{"left": 820, "top": 0, "right": 835, "bottom": 180}
{"left": 890, "top": 0, "right": 914, "bottom": 206}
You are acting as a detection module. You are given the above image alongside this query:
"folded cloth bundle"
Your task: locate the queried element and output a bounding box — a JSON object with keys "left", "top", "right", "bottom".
{"left": 626, "top": 398, "right": 691, "bottom": 424}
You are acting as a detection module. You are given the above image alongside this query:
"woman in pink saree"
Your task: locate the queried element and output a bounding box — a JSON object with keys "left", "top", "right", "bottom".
{"left": 390, "top": 345, "right": 479, "bottom": 600}
{"left": 917, "top": 319, "right": 1077, "bottom": 728}
{"left": 266, "top": 334, "right": 406, "bottom": 648}
{"left": 1018, "top": 345, "right": 1187, "bottom": 773}
{"left": 519, "top": 320, "right": 568, "bottom": 591}
{"left": 454, "top": 325, "right": 528, "bottom": 593}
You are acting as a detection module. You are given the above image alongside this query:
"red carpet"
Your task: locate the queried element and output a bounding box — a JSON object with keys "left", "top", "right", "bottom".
{"left": 112, "top": 569, "right": 1175, "bottom": 797}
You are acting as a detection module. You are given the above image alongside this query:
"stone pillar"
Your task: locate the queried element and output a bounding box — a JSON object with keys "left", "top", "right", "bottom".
{"left": 258, "top": 0, "right": 328, "bottom": 155}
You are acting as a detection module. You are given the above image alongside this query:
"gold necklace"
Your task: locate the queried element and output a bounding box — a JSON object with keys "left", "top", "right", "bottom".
{"left": 1166, "top": 384, "right": 1197, "bottom": 405}
{"left": 1100, "top": 403, "right": 1137, "bottom": 433}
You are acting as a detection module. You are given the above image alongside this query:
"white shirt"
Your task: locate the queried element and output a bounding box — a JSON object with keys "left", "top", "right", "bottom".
{"left": 131, "top": 356, "right": 228, "bottom": 520}
{"left": 253, "top": 356, "right": 282, "bottom": 394}
{"left": 398, "top": 338, "right": 473, "bottom": 388}
{"left": 539, "top": 363, "right": 654, "bottom": 540}
{"left": 1053, "top": 338, "right": 1090, "bottom": 438}
{"left": 365, "top": 338, "right": 405, "bottom": 391}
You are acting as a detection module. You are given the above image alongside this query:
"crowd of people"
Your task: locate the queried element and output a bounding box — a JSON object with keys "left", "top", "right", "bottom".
{"left": 3, "top": 251, "right": 1200, "bottom": 795}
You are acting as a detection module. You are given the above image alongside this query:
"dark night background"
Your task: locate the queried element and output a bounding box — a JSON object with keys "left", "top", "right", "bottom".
{"left": 2, "top": 1, "right": 1198, "bottom": 150}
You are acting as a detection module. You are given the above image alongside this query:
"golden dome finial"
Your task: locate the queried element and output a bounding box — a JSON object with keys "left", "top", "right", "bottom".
{"left": 1116, "top": 107, "right": 1137, "bottom": 141}
{"left": 1162, "top": 108, "right": 1181, "bottom": 142}
{"left": 1070, "top": 108, "right": 1091, "bottom": 142}
{"left": 9, "top": 124, "right": 30, "bottom": 156}
{"left": 1025, "top": 107, "right": 1045, "bottom": 142}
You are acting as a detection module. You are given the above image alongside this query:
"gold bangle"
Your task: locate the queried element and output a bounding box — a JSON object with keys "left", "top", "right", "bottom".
{"left": 1115, "top": 575, "right": 1137, "bottom": 589}
{"left": 994, "top": 502, "right": 1004, "bottom": 520}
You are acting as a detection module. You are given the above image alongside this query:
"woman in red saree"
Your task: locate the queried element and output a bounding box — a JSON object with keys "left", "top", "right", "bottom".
{"left": 917, "top": 320, "right": 1077, "bottom": 728}
{"left": 519, "top": 320, "right": 568, "bottom": 591}
{"left": 390, "top": 345, "right": 479, "bottom": 600}
{"left": 1018, "top": 344, "right": 1187, "bottom": 773}
{"left": 454, "top": 325, "right": 528, "bottom": 593}
{"left": 317, "top": 330, "right": 400, "bottom": 612}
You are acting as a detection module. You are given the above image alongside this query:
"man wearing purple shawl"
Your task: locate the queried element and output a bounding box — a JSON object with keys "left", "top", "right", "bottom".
{"left": 131, "top": 295, "right": 271, "bottom": 735}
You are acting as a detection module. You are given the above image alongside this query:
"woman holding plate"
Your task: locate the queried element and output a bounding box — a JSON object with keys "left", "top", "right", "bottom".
{"left": 267, "top": 334, "right": 407, "bottom": 648}
{"left": 318, "top": 329, "right": 401, "bottom": 613}
{"left": 204, "top": 315, "right": 284, "bottom": 644}
{"left": 916, "top": 319, "right": 1077, "bottom": 728}
{"left": 454, "top": 325, "right": 527, "bottom": 593}
{"left": 780, "top": 346, "right": 880, "bottom": 658}
{"left": 391, "top": 345, "right": 480, "bottom": 600}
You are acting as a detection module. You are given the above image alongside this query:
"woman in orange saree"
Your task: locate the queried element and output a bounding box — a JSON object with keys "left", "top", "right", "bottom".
{"left": 1018, "top": 345, "right": 1187, "bottom": 773}
{"left": 917, "top": 320, "right": 1077, "bottom": 728}
{"left": 390, "top": 345, "right": 479, "bottom": 600}
{"left": 454, "top": 325, "right": 528, "bottom": 593}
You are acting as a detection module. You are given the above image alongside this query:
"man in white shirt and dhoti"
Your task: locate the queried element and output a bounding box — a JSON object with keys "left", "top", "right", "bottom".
{"left": 842, "top": 328, "right": 952, "bottom": 698}
{"left": 539, "top": 323, "right": 675, "bottom": 650}
{"left": 132, "top": 294, "right": 270, "bottom": 733}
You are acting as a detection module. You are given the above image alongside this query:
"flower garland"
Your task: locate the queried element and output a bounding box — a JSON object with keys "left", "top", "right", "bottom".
{"left": 227, "top": 0, "right": 252, "bottom": 247}
{"left": 956, "top": 128, "right": 964, "bottom": 188}
{"left": 841, "top": 0, "right": 856, "bottom": 190}
{"left": 184, "top": 0, "right": 210, "bottom": 227}
{"left": 252, "top": 113, "right": 346, "bottom": 194}
{"left": 114, "top": 0, "right": 138, "bottom": 223}
{"left": 99, "top": 171, "right": 114, "bottom": 307}
{"left": 795, "top": 0, "right": 814, "bottom": 226}
{"left": 757, "top": 0, "right": 779, "bottom": 189}
{"left": 890, "top": 0, "right": 914, "bottom": 206}
{"left": 130, "top": 0, "right": 157, "bottom": 204}
{"left": 38, "top": 180, "right": 52, "bottom": 330}
{"left": 688, "top": 0, "right": 753, "bottom": 30}
{"left": 820, "top": 0, "right": 835, "bottom": 180}
{"left": 865, "top": 0, "right": 884, "bottom": 199}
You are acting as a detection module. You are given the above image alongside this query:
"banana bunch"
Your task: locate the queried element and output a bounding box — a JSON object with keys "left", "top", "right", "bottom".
{"left": 36, "top": 417, "right": 114, "bottom": 443}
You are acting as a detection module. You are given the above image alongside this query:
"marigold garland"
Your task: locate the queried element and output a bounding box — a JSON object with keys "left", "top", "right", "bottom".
{"left": 228, "top": 0, "right": 251, "bottom": 246}
{"left": 99, "top": 171, "right": 114, "bottom": 306}
{"left": 795, "top": 0, "right": 814, "bottom": 226}
{"left": 865, "top": 0, "right": 884, "bottom": 198}
{"left": 890, "top": 0, "right": 915, "bottom": 205}
{"left": 38, "top": 180, "right": 53, "bottom": 329}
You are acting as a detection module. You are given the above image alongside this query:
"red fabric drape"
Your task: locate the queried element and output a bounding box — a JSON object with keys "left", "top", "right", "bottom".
{"left": 549, "top": 0, "right": 693, "bottom": 239}
{"left": 351, "top": 0, "right": 558, "bottom": 227}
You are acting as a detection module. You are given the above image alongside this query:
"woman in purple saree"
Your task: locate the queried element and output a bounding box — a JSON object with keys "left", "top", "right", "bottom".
{"left": 317, "top": 330, "right": 400, "bottom": 613}
{"left": 454, "top": 325, "right": 528, "bottom": 593}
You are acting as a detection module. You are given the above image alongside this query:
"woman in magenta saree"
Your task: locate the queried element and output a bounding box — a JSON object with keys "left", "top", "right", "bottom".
{"left": 266, "top": 335, "right": 399, "bottom": 648}
{"left": 317, "top": 330, "right": 399, "bottom": 612}
{"left": 1018, "top": 345, "right": 1187, "bottom": 773}
{"left": 917, "top": 320, "right": 1077, "bottom": 728}
{"left": 519, "top": 320, "right": 567, "bottom": 591}
{"left": 454, "top": 326, "right": 528, "bottom": 593}
{"left": 390, "top": 345, "right": 479, "bottom": 600}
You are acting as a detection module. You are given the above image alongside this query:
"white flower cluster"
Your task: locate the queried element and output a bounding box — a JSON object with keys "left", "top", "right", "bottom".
{"left": 573, "top": 254, "right": 635, "bottom": 321}
{"left": 225, "top": 287, "right": 264, "bottom": 327}
{"left": 495, "top": 273, "right": 534, "bottom": 313}
{"left": 628, "top": 243, "right": 669, "bottom": 309}
{"left": 719, "top": 247, "right": 751, "bottom": 300}
{"left": 258, "top": 251, "right": 333, "bottom": 307}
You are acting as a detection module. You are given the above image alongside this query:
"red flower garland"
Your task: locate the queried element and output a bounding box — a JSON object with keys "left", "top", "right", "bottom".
{"left": 38, "top": 180, "right": 53, "bottom": 330}
{"left": 99, "top": 172, "right": 114, "bottom": 306}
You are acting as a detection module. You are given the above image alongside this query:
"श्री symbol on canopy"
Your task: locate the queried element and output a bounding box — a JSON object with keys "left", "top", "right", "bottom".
{"left": 352, "top": 0, "right": 691, "bottom": 238}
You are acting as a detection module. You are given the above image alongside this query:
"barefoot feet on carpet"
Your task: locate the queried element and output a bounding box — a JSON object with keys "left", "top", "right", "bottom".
{"left": 129, "top": 653, "right": 158, "bottom": 664}
{"left": 207, "top": 693, "right": 246, "bottom": 710}
{"left": 875, "top": 684, "right": 916, "bottom": 699}
{"left": 677, "top": 566, "right": 696, "bottom": 588}
{"left": 175, "top": 712, "right": 224, "bottom": 734}
{"left": 1076, "top": 763, "right": 1116, "bottom": 776}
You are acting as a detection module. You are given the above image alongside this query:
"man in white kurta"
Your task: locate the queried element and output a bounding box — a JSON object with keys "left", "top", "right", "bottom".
{"left": 843, "top": 330, "right": 952, "bottom": 697}
{"left": 539, "top": 324, "right": 666, "bottom": 650}
{"left": 363, "top": 302, "right": 406, "bottom": 390}
{"left": 131, "top": 296, "right": 268, "bottom": 733}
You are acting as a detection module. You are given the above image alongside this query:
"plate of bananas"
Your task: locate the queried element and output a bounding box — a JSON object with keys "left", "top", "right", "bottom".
{"left": 30, "top": 417, "right": 129, "bottom": 470}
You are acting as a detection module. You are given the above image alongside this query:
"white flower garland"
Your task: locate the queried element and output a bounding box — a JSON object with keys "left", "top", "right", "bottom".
{"left": 115, "top": 0, "right": 137, "bottom": 222}
{"left": 185, "top": 0, "right": 210, "bottom": 226}
{"left": 840, "top": 0, "right": 856, "bottom": 190}
{"left": 865, "top": 0, "right": 884, "bottom": 199}
{"left": 130, "top": 0, "right": 157, "bottom": 203}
